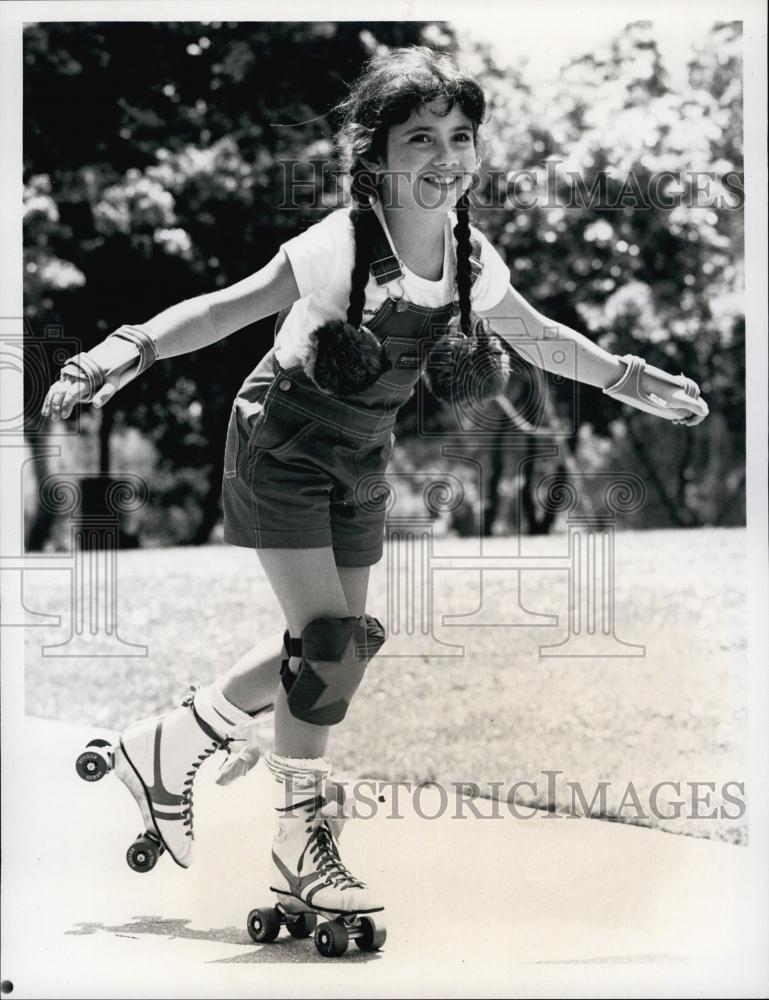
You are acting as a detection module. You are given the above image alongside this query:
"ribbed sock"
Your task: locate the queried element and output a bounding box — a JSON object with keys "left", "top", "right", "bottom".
{"left": 265, "top": 750, "right": 332, "bottom": 811}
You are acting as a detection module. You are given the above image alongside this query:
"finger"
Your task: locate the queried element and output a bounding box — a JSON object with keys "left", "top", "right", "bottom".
{"left": 48, "top": 387, "right": 68, "bottom": 421}
{"left": 41, "top": 384, "right": 58, "bottom": 416}
{"left": 673, "top": 390, "right": 708, "bottom": 417}
{"left": 690, "top": 398, "right": 708, "bottom": 416}
{"left": 47, "top": 375, "right": 80, "bottom": 417}
{"left": 61, "top": 383, "right": 88, "bottom": 420}
{"left": 92, "top": 382, "right": 117, "bottom": 408}
{"left": 685, "top": 400, "right": 709, "bottom": 424}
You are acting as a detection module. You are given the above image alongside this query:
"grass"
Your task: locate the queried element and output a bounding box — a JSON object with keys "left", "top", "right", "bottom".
{"left": 24, "top": 525, "right": 747, "bottom": 843}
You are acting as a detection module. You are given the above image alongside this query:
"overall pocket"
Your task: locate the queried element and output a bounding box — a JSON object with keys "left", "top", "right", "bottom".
{"left": 247, "top": 396, "right": 320, "bottom": 464}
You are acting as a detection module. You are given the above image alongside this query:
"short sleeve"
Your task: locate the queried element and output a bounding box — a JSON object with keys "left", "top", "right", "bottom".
{"left": 470, "top": 226, "right": 510, "bottom": 312}
{"left": 280, "top": 209, "right": 352, "bottom": 300}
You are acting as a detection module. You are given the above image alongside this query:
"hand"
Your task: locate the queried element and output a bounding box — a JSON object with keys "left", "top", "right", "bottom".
{"left": 669, "top": 387, "right": 709, "bottom": 427}
{"left": 41, "top": 374, "right": 119, "bottom": 421}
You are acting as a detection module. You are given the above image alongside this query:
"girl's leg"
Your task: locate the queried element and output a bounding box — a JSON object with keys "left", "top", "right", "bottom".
{"left": 217, "top": 638, "right": 282, "bottom": 716}
{"left": 100, "top": 546, "right": 371, "bottom": 872}
{"left": 254, "top": 547, "right": 382, "bottom": 918}
{"left": 218, "top": 562, "right": 370, "bottom": 717}
{"left": 252, "top": 548, "right": 370, "bottom": 758}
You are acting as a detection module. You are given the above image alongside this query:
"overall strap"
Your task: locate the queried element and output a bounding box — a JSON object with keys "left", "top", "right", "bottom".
{"left": 274, "top": 209, "right": 403, "bottom": 338}
{"left": 367, "top": 210, "right": 404, "bottom": 286}
{"left": 272, "top": 212, "right": 485, "bottom": 336}
{"left": 368, "top": 209, "right": 485, "bottom": 291}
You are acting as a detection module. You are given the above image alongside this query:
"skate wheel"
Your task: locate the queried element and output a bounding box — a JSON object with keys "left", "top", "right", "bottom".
{"left": 126, "top": 836, "right": 160, "bottom": 873}
{"left": 285, "top": 911, "right": 317, "bottom": 939}
{"left": 75, "top": 748, "right": 110, "bottom": 782}
{"left": 85, "top": 738, "right": 111, "bottom": 749}
{"left": 355, "top": 915, "right": 386, "bottom": 952}
{"left": 314, "top": 918, "right": 349, "bottom": 958}
{"left": 247, "top": 907, "right": 281, "bottom": 943}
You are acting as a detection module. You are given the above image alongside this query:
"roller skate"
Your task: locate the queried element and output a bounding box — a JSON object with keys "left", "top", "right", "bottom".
{"left": 246, "top": 753, "right": 386, "bottom": 958}
{"left": 75, "top": 683, "right": 270, "bottom": 872}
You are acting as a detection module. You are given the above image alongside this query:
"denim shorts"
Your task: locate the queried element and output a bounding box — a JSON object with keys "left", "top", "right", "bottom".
{"left": 221, "top": 352, "right": 395, "bottom": 567}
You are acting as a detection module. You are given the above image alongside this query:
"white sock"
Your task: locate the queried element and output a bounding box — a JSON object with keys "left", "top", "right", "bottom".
{"left": 265, "top": 751, "right": 331, "bottom": 812}
{"left": 193, "top": 680, "right": 253, "bottom": 738}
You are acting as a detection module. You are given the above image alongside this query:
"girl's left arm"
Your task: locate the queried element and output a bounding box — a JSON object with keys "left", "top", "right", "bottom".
{"left": 478, "top": 284, "right": 709, "bottom": 426}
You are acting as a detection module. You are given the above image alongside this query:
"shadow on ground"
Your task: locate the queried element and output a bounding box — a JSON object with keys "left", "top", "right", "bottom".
{"left": 66, "top": 916, "right": 382, "bottom": 964}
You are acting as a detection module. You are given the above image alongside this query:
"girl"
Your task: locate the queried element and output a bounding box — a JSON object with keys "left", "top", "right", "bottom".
{"left": 44, "top": 46, "right": 708, "bottom": 955}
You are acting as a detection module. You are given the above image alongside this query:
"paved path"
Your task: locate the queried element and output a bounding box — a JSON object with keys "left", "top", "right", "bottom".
{"left": 1, "top": 716, "right": 765, "bottom": 998}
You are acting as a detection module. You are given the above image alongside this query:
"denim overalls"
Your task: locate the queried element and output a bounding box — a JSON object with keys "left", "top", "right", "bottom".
{"left": 221, "top": 214, "right": 483, "bottom": 567}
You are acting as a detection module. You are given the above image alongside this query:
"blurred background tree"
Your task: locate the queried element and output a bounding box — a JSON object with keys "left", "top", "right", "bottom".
{"left": 23, "top": 19, "right": 744, "bottom": 548}
{"left": 458, "top": 20, "right": 744, "bottom": 533}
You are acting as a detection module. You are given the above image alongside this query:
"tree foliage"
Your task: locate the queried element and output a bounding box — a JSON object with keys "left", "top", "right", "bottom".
{"left": 24, "top": 20, "right": 745, "bottom": 545}
{"left": 467, "top": 21, "right": 744, "bottom": 529}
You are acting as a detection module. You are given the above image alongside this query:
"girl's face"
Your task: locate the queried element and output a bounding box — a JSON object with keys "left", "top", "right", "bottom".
{"left": 371, "top": 98, "right": 479, "bottom": 214}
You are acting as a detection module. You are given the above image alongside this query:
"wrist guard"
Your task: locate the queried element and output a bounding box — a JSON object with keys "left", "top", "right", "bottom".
{"left": 59, "top": 325, "right": 159, "bottom": 402}
{"left": 602, "top": 354, "right": 700, "bottom": 420}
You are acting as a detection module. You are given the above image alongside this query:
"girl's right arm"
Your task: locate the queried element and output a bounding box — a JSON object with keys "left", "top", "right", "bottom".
{"left": 42, "top": 249, "right": 301, "bottom": 420}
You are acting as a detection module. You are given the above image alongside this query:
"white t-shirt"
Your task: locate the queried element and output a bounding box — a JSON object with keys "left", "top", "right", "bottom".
{"left": 276, "top": 199, "right": 510, "bottom": 367}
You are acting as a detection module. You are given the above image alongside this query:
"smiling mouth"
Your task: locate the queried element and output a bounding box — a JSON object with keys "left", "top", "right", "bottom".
{"left": 420, "top": 174, "right": 463, "bottom": 189}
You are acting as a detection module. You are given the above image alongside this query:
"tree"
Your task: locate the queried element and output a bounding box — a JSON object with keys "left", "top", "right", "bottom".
{"left": 24, "top": 21, "right": 441, "bottom": 546}
{"left": 24, "top": 21, "right": 744, "bottom": 544}
{"left": 465, "top": 21, "right": 744, "bottom": 530}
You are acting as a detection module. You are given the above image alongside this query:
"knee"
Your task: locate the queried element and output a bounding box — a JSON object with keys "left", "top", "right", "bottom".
{"left": 301, "top": 613, "right": 385, "bottom": 665}
{"left": 281, "top": 613, "right": 386, "bottom": 726}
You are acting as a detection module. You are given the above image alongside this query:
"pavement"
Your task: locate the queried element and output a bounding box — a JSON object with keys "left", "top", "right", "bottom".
{"left": 1, "top": 715, "right": 766, "bottom": 999}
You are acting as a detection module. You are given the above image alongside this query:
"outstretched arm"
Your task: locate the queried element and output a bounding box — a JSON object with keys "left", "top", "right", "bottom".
{"left": 139, "top": 248, "right": 301, "bottom": 357}
{"left": 42, "top": 249, "right": 301, "bottom": 420}
{"left": 478, "top": 284, "right": 709, "bottom": 426}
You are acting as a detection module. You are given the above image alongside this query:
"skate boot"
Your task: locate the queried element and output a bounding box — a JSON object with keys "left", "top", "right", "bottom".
{"left": 75, "top": 682, "right": 269, "bottom": 871}
{"left": 246, "top": 752, "right": 386, "bottom": 958}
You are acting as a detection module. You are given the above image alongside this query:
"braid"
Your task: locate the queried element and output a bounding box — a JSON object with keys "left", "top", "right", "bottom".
{"left": 346, "top": 162, "right": 376, "bottom": 328}
{"left": 423, "top": 188, "right": 511, "bottom": 404}
{"left": 453, "top": 191, "right": 473, "bottom": 337}
{"left": 300, "top": 161, "right": 391, "bottom": 397}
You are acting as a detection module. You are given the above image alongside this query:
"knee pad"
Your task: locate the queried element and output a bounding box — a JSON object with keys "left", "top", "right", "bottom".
{"left": 281, "top": 614, "right": 385, "bottom": 726}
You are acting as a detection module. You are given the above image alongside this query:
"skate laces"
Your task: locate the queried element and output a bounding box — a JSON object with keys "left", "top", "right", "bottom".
{"left": 302, "top": 804, "right": 363, "bottom": 891}
{"left": 180, "top": 687, "right": 236, "bottom": 838}
{"left": 265, "top": 754, "right": 360, "bottom": 888}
